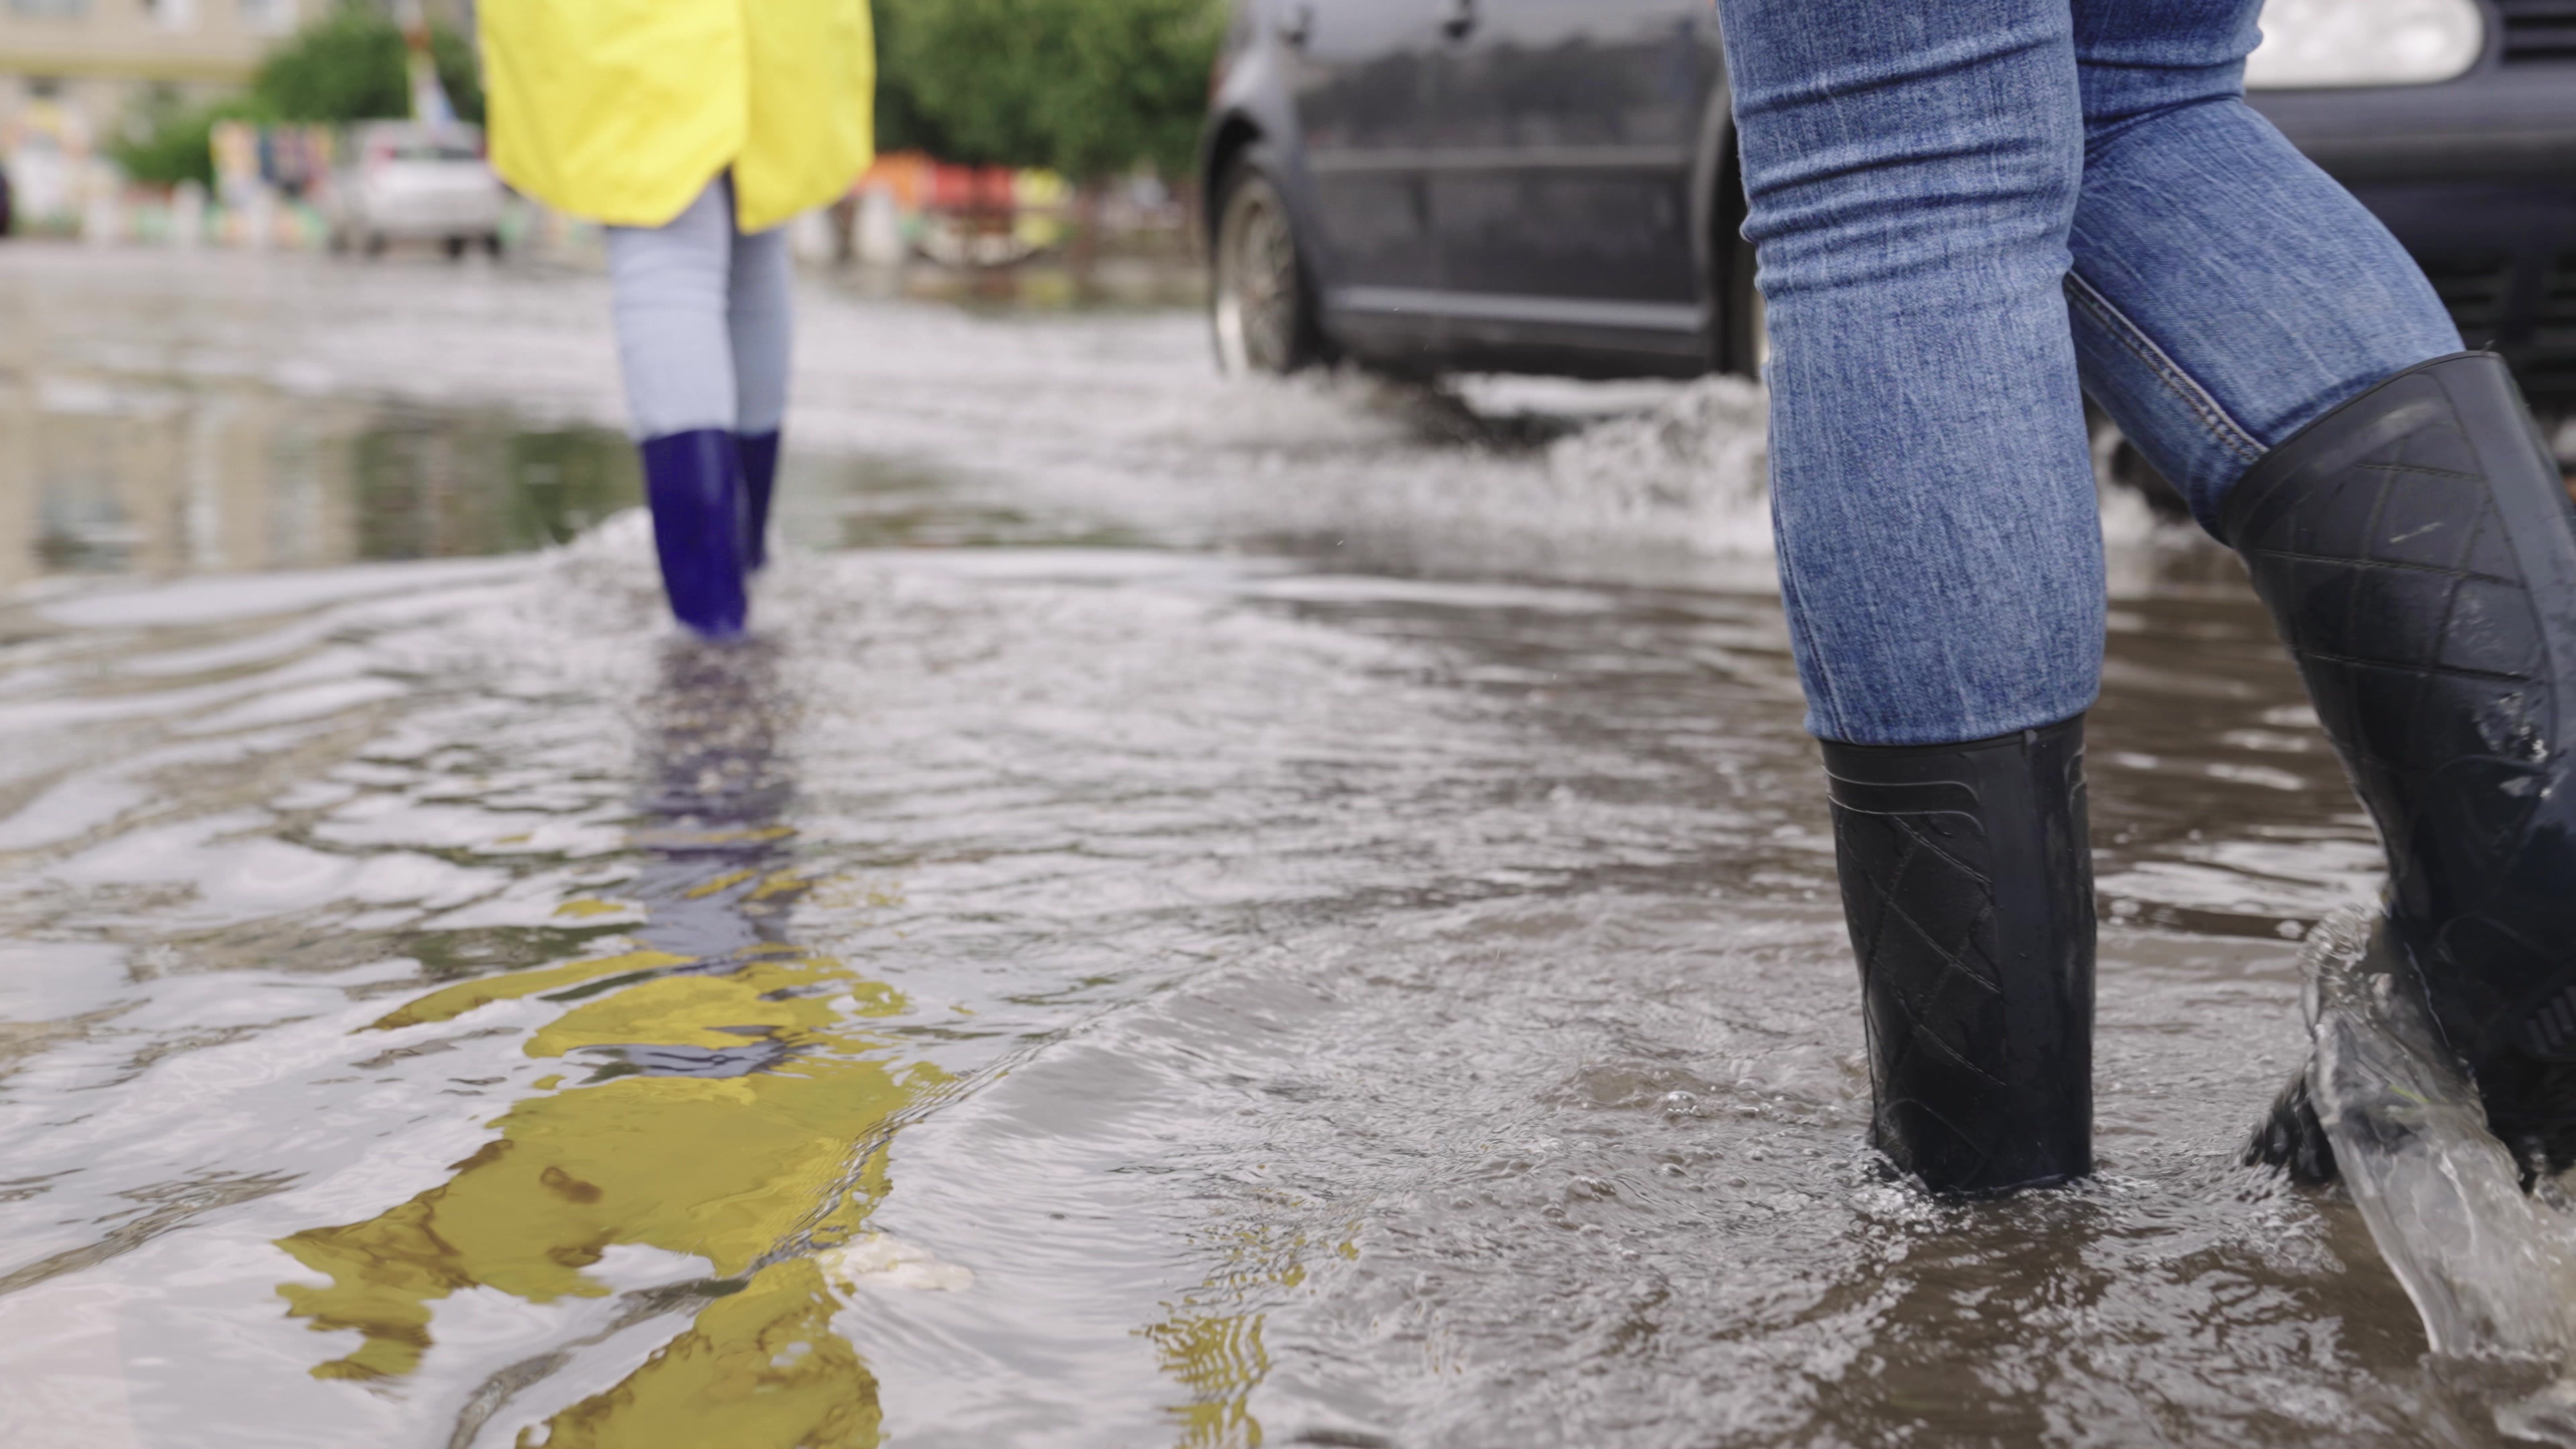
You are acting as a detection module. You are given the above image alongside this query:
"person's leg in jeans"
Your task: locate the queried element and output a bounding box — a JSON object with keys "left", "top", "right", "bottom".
{"left": 728, "top": 221, "right": 794, "bottom": 571}
{"left": 2064, "top": 0, "right": 2458, "bottom": 523}
{"left": 1719, "top": 0, "right": 2576, "bottom": 1193}
{"left": 607, "top": 178, "right": 751, "bottom": 636}
{"left": 1715, "top": 0, "right": 2104, "bottom": 1195}
{"left": 2065, "top": 1, "right": 2576, "bottom": 1184}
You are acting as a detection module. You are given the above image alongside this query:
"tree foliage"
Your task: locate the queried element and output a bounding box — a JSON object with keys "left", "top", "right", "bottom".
{"left": 119, "top": 0, "right": 1227, "bottom": 189}
{"left": 877, "top": 0, "right": 1225, "bottom": 181}
{"left": 112, "top": 91, "right": 273, "bottom": 188}
{"left": 252, "top": 5, "right": 484, "bottom": 126}
{"left": 869, "top": 0, "right": 957, "bottom": 159}
{"left": 113, "top": 3, "right": 485, "bottom": 188}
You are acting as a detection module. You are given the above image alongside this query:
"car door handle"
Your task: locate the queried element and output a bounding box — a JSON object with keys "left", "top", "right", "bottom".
{"left": 1441, "top": 0, "right": 1477, "bottom": 40}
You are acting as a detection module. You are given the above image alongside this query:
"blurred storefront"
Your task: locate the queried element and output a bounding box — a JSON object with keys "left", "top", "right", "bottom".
{"left": 852, "top": 152, "right": 1189, "bottom": 269}
{"left": 6, "top": 0, "right": 1182, "bottom": 270}
{"left": 1, "top": 0, "right": 304, "bottom": 156}
{"left": 1, "top": 0, "right": 305, "bottom": 233}
{"left": 0, "top": 1, "right": 476, "bottom": 233}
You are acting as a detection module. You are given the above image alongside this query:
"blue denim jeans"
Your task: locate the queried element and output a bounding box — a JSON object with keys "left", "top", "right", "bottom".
{"left": 1715, "top": 0, "right": 2463, "bottom": 747}
{"left": 604, "top": 176, "right": 795, "bottom": 441}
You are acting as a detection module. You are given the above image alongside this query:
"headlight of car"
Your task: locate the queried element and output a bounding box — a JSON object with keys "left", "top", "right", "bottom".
{"left": 2245, "top": 0, "right": 2485, "bottom": 89}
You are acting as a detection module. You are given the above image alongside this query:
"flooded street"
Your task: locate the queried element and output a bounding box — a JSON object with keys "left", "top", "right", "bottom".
{"left": 0, "top": 247, "right": 2525, "bottom": 1446}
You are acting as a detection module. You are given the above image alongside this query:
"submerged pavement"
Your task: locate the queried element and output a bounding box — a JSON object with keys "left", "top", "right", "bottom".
{"left": 0, "top": 246, "right": 2524, "bottom": 1447}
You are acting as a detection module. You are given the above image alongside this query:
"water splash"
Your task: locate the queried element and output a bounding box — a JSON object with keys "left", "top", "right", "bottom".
{"left": 2300, "top": 906, "right": 2576, "bottom": 1439}
{"left": 1537, "top": 374, "right": 1774, "bottom": 556}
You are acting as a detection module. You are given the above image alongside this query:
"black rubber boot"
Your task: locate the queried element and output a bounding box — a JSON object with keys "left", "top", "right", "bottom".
{"left": 2242, "top": 1073, "right": 2337, "bottom": 1187}
{"left": 2224, "top": 351, "right": 2576, "bottom": 1184}
{"left": 1821, "top": 716, "right": 2096, "bottom": 1195}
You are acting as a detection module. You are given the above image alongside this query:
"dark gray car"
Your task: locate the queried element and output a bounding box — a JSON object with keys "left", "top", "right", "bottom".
{"left": 1201, "top": 0, "right": 2576, "bottom": 390}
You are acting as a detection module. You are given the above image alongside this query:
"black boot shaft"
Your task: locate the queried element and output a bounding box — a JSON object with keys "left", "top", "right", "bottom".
{"left": 2221, "top": 351, "right": 2576, "bottom": 1079}
{"left": 1822, "top": 718, "right": 2096, "bottom": 1195}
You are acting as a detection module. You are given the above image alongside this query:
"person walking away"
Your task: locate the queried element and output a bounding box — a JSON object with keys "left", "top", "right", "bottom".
{"left": 477, "top": 0, "right": 875, "bottom": 636}
{"left": 1712, "top": 0, "right": 2576, "bottom": 1195}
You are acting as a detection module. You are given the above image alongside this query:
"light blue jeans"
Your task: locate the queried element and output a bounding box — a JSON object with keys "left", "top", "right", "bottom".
{"left": 1715, "top": 0, "right": 2463, "bottom": 747}
{"left": 604, "top": 175, "right": 794, "bottom": 441}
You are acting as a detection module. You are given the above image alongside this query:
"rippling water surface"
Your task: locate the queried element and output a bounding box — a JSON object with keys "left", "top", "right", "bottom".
{"left": 0, "top": 248, "right": 2549, "bottom": 1447}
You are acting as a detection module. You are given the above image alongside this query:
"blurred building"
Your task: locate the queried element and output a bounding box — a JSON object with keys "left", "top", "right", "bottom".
{"left": 0, "top": 1, "right": 474, "bottom": 139}
{"left": 0, "top": 1, "right": 309, "bottom": 142}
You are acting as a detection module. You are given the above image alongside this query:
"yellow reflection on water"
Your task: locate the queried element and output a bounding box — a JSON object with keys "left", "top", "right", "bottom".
{"left": 276, "top": 1000, "right": 929, "bottom": 1383}
{"left": 1142, "top": 1220, "right": 1339, "bottom": 1449}
{"left": 1144, "top": 1308, "right": 1271, "bottom": 1449}
{"left": 276, "top": 641, "right": 926, "bottom": 1447}
{"left": 533, "top": 1256, "right": 883, "bottom": 1448}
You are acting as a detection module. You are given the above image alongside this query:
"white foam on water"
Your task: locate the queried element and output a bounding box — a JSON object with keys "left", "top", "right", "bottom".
{"left": 2300, "top": 907, "right": 2576, "bottom": 1440}
{"left": 1539, "top": 374, "right": 1776, "bottom": 557}
{"left": 37, "top": 557, "right": 529, "bottom": 630}
{"left": 821, "top": 1233, "right": 975, "bottom": 1294}
{"left": 5, "top": 249, "right": 2199, "bottom": 608}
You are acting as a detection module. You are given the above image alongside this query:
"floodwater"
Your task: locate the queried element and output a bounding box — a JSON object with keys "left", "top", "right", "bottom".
{"left": 0, "top": 246, "right": 2563, "bottom": 1448}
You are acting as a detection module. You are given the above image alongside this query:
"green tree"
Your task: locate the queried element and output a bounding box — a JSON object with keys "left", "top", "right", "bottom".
{"left": 113, "top": 91, "right": 274, "bottom": 189}
{"left": 113, "top": 3, "right": 487, "bottom": 189}
{"left": 877, "top": 0, "right": 1224, "bottom": 181}
{"left": 254, "top": 5, "right": 485, "bottom": 126}
{"left": 870, "top": 0, "right": 956, "bottom": 158}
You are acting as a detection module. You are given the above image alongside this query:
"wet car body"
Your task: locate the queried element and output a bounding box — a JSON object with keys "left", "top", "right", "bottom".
{"left": 1205, "top": 0, "right": 1749, "bottom": 381}
{"left": 1203, "top": 0, "right": 2576, "bottom": 391}
{"left": 2249, "top": 1, "right": 2576, "bottom": 393}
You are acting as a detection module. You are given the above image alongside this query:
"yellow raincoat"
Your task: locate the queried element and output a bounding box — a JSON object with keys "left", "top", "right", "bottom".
{"left": 478, "top": 0, "right": 875, "bottom": 233}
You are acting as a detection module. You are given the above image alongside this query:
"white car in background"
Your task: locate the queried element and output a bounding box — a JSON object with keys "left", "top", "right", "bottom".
{"left": 329, "top": 121, "right": 506, "bottom": 259}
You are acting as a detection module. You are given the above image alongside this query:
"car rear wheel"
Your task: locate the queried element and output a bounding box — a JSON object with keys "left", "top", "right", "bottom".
{"left": 1212, "top": 155, "right": 1324, "bottom": 376}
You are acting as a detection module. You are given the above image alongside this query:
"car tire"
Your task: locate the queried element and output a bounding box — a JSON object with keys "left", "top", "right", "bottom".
{"left": 443, "top": 235, "right": 468, "bottom": 261}
{"left": 363, "top": 231, "right": 386, "bottom": 259}
{"left": 483, "top": 233, "right": 504, "bottom": 259}
{"left": 1210, "top": 150, "right": 1326, "bottom": 377}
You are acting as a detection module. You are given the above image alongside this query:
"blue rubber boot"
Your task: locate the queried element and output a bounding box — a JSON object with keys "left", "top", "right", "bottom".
{"left": 738, "top": 431, "right": 781, "bottom": 572}
{"left": 641, "top": 429, "right": 749, "bottom": 637}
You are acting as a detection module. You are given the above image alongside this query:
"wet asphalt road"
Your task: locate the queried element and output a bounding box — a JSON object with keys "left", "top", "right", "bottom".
{"left": 0, "top": 246, "right": 2538, "bottom": 1448}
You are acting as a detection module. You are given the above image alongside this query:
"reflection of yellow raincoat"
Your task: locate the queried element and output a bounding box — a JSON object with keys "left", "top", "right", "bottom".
{"left": 478, "top": 0, "right": 875, "bottom": 233}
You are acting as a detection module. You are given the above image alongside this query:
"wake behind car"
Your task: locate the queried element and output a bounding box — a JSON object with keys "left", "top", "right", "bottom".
{"left": 1202, "top": 0, "right": 2576, "bottom": 392}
